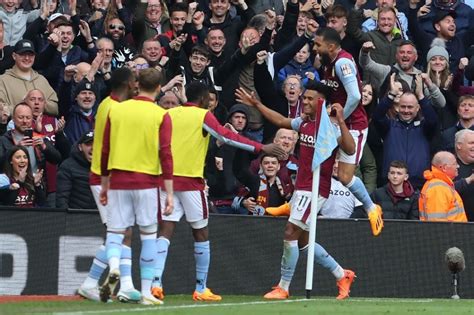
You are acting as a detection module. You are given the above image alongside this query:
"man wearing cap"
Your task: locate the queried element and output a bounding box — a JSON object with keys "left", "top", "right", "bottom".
{"left": 409, "top": 0, "right": 472, "bottom": 37}
{"left": 407, "top": 1, "right": 473, "bottom": 72}
{"left": 0, "top": 39, "right": 59, "bottom": 116}
{"left": 59, "top": 79, "right": 98, "bottom": 144}
{"left": 56, "top": 131, "right": 96, "bottom": 209}
{"left": 0, "top": 0, "right": 40, "bottom": 46}
{"left": 24, "top": 11, "right": 70, "bottom": 54}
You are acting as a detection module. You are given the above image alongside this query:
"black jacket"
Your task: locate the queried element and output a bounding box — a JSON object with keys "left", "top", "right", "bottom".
{"left": 56, "top": 145, "right": 96, "bottom": 209}
{"left": 370, "top": 184, "right": 419, "bottom": 220}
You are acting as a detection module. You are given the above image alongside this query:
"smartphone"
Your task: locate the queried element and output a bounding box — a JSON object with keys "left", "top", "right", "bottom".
{"left": 24, "top": 129, "right": 33, "bottom": 139}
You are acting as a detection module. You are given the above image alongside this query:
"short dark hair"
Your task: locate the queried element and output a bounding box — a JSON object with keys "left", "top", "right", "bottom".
{"left": 397, "top": 40, "right": 417, "bottom": 50}
{"left": 186, "top": 81, "right": 210, "bottom": 105}
{"left": 305, "top": 80, "right": 332, "bottom": 99}
{"left": 315, "top": 27, "right": 341, "bottom": 47}
{"left": 191, "top": 44, "right": 210, "bottom": 60}
{"left": 389, "top": 160, "right": 409, "bottom": 172}
{"left": 137, "top": 68, "right": 162, "bottom": 92}
{"left": 325, "top": 4, "right": 348, "bottom": 19}
{"left": 260, "top": 153, "right": 279, "bottom": 163}
{"left": 169, "top": 2, "right": 188, "bottom": 16}
{"left": 110, "top": 67, "right": 134, "bottom": 92}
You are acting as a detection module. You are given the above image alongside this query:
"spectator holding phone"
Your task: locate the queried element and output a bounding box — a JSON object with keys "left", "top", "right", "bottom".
{"left": 0, "top": 103, "right": 61, "bottom": 176}
{"left": 0, "top": 145, "right": 46, "bottom": 207}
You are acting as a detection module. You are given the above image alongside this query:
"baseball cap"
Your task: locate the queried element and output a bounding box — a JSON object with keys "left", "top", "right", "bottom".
{"left": 48, "top": 13, "right": 68, "bottom": 24}
{"left": 78, "top": 131, "right": 94, "bottom": 144}
{"left": 432, "top": 10, "right": 457, "bottom": 27}
{"left": 14, "top": 39, "right": 35, "bottom": 54}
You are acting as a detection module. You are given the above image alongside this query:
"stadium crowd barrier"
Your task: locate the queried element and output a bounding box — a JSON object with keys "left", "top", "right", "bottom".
{"left": 1, "top": 207, "right": 473, "bottom": 299}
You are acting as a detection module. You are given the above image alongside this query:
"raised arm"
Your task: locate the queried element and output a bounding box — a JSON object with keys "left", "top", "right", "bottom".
{"left": 235, "top": 87, "right": 293, "bottom": 130}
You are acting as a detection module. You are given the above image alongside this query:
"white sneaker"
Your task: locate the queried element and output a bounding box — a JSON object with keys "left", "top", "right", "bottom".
{"left": 141, "top": 295, "right": 164, "bottom": 305}
{"left": 78, "top": 286, "right": 100, "bottom": 302}
{"left": 99, "top": 269, "right": 120, "bottom": 303}
{"left": 117, "top": 288, "right": 141, "bottom": 303}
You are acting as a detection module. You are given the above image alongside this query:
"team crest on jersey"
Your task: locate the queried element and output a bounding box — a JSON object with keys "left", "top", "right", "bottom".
{"left": 45, "top": 124, "right": 54, "bottom": 132}
{"left": 340, "top": 64, "right": 353, "bottom": 77}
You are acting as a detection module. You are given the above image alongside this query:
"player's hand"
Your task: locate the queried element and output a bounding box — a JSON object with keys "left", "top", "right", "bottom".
{"left": 261, "top": 143, "right": 287, "bottom": 160}
{"left": 163, "top": 193, "right": 174, "bottom": 215}
{"left": 242, "top": 197, "right": 256, "bottom": 212}
{"left": 235, "top": 87, "right": 260, "bottom": 107}
{"left": 330, "top": 103, "right": 344, "bottom": 123}
{"left": 100, "top": 176, "right": 109, "bottom": 206}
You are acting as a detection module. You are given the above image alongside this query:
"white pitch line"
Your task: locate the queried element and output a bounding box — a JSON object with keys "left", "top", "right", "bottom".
{"left": 52, "top": 297, "right": 437, "bottom": 315}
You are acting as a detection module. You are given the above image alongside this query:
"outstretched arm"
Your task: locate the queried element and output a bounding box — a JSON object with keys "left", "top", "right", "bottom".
{"left": 235, "top": 87, "right": 293, "bottom": 129}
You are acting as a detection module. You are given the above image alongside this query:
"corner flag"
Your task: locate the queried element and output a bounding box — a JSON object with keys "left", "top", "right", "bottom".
{"left": 311, "top": 100, "right": 338, "bottom": 171}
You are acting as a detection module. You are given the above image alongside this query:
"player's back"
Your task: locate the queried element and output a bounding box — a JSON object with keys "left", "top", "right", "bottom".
{"left": 168, "top": 105, "right": 210, "bottom": 178}
{"left": 107, "top": 97, "right": 167, "bottom": 176}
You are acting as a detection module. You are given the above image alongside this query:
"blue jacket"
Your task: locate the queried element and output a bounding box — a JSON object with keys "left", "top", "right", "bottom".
{"left": 277, "top": 59, "right": 320, "bottom": 89}
{"left": 373, "top": 96, "right": 438, "bottom": 189}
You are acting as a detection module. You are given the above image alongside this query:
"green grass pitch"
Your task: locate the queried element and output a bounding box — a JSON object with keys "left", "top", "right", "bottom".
{"left": 1, "top": 296, "right": 474, "bottom": 315}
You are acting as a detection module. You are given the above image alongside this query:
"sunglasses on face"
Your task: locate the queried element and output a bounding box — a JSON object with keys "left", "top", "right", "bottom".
{"left": 135, "top": 63, "right": 149, "bottom": 70}
{"left": 109, "top": 24, "right": 125, "bottom": 31}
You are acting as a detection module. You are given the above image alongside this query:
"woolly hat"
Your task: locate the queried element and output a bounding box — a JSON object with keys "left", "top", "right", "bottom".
{"left": 74, "top": 80, "right": 98, "bottom": 99}
{"left": 426, "top": 38, "right": 449, "bottom": 63}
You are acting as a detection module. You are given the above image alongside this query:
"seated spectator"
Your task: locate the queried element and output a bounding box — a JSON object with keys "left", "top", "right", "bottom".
{"left": 233, "top": 152, "right": 291, "bottom": 215}
{"left": 441, "top": 96, "right": 474, "bottom": 153}
{"left": 56, "top": 131, "right": 96, "bottom": 209}
{"left": 0, "top": 0, "right": 40, "bottom": 46}
{"left": 320, "top": 159, "right": 363, "bottom": 219}
{"left": 419, "top": 151, "right": 467, "bottom": 222}
{"left": 0, "top": 145, "right": 45, "bottom": 207}
{"left": 0, "top": 39, "right": 58, "bottom": 116}
{"left": 358, "top": 0, "right": 409, "bottom": 39}
{"left": 277, "top": 43, "right": 320, "bottom": 89}
{"left": 0, "top": 103, "right": 61, "bottom": 174}
{"left": 373, "top": 75, "right": 438, "bottom": 189}
{"left": 370, "top": 160, "right": 419, "bottom": 220}
{"left": 59, "top": 80, "right": 98, "bottom": 144}
{"left": 453, "top": 129, "right": 474, "bottom": 221}
{"left": 359, "top": 40, "right": 446, "bottom": 108}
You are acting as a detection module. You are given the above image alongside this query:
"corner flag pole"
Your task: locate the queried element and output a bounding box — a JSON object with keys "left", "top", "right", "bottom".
{"left": 305, "top": 166, "right": 320, "bottom": 299}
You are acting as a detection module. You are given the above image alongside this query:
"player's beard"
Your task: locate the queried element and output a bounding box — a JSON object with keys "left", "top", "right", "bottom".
{"left": 320, "top": 52, "right": 331, "bottom": 66}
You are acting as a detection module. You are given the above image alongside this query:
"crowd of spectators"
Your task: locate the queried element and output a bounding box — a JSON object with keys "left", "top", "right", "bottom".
{"left": 0, "top": 0, "right": 473, "bottom": 222}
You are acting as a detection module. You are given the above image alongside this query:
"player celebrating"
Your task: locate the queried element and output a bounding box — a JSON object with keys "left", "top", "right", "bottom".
{"left": 235, "top": 82, "right": 356, "bottom": 300}
{"left": 313, "top": 27, "right": 383, "bottom": 236}
{"left": 151, "top": 81, "right": 286, "bottom": 302}
{"left": 79, "top": 68, "right": 140, "bottom": 303}
{"left": 99, "top": 68, "right": 174, "bottom": 305}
